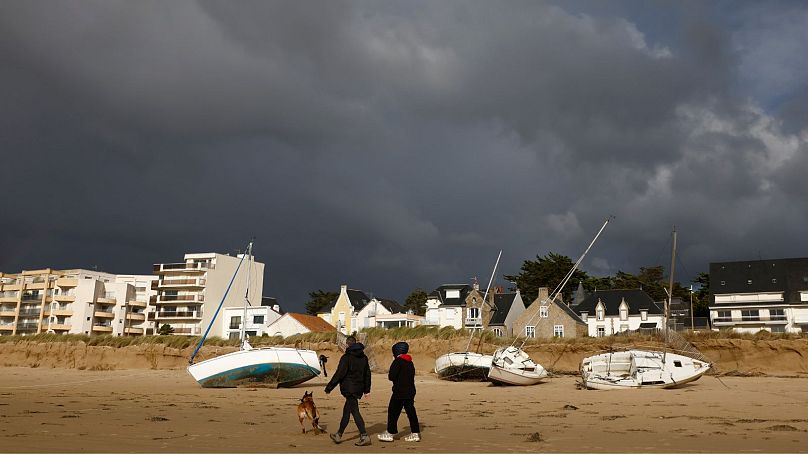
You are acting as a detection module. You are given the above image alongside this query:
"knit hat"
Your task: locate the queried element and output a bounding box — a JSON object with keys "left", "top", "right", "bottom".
{"left": 392, "top": 341, "right": 409, "bottom": 357}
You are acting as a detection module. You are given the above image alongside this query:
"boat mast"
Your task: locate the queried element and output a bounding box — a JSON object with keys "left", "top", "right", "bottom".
{"left": 240, "top": 240, "right": 254, "bottom": 349}
{"left": 464, "top": 250, "right": 502, "bottom": 353}
{"left": 664, "top": 228, "right": 677, "bottom": 360}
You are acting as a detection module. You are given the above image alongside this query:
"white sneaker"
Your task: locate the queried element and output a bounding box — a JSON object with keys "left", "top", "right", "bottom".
{"left": 377, "top": 431, "right": 394, "bottom": 442}
{"left": 404, "top": 433, "right": 420, "bottom": 442}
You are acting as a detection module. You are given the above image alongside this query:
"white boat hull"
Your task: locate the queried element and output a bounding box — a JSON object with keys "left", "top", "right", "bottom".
{"left": 580, "top": 350, "right": 711, "bottom": 390}
{"left": 435, "top": 352, "right": 493, "bottom": 381}
{"left": 488, "top": 346, "right": 547, "bottom": 386}
{"left": 188, "top": 347, "right": 320, "bottom": 388}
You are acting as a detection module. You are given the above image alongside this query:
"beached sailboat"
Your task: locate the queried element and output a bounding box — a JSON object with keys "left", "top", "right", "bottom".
{"left": 434, "top": 251, "right": 501, "bottom": 381}
{"left": 579, "top": 229, "right": 712, "bottom": 390}
{"left": 187, "top": 241, "right": 321, "bottom": 388}
{"left": 488, "top": 217, "right": 612, "bottom": 386}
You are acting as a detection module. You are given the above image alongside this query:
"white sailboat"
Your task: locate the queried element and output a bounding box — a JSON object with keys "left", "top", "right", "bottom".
{"left": 187, "top": 241, "right": 321, "bottom": 388}
{"left": 434, "top": 251, "right": 501, "bottom": 381}
{"left": 579, "top": 229, "right": 712, "bottom": 390}
{"left": 488, "top": 217, "right": 612, "bottom": 386}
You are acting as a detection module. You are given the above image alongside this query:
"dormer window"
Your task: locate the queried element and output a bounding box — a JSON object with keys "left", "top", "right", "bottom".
{"left": 581, "top": 312, "right": 588, "bottom": 322}
{"left": 619, "top": 303, "right": 628, "bottom": 321}
{"left": 640, "top": 310, "right": 648, "bottom": 321}
{"left": 747, "top": 279, "right": 752, "bottom": 285}
{"left": 596, "top": 302, "right": 604, "bottom": 321}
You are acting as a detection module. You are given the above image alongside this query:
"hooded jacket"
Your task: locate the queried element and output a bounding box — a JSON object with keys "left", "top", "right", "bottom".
{"left": 325, "top": 343, "right": 371, "bottom": 397}
{"left": 388, "top": 354, "right": 416, "bottom": 399}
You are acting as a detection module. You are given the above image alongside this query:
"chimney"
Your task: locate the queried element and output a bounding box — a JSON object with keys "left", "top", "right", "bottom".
{"left": 538, "top": 287, "right": 550, "bottom": 301}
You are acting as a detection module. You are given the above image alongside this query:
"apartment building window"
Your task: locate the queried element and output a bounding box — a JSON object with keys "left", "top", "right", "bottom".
{"left": 741, "top": 309, "right": 759, "bottom": 321}
{"left": 597, "top": 326, "right": 606, "bottom": 337}
{"left": 253, "top": 315, "right": 264, "bottom": 324}
{"left": 770, "top": 309, "right": 786, "bottom": 321}
{"left": 525, "top": 326, "right": 536, "bottom": 338}
{"left": 540, "top": 306, "right": 549, "bottom": 318}
{"left": 229, "top": 316, "right": 241, "bottom": 330}
{"left": 716, "top": 310, "right": 731, "bottom": 322}
{"left": 553, "top": 325, "right": 564, "bottom": 338}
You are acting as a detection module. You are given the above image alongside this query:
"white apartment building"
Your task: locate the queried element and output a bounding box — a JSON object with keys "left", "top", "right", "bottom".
{"left": 709, "top": 258, "right": 808, "bottom": 334}
{"left": 152, "top": 252, "right": 264, "bottom": 336}
{"left": 0, "top": 269, "right": 152, "bottom": 336}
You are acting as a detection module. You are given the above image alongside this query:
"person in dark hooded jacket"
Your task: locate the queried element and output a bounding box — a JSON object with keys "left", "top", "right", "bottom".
{"left": 377, "top": 341, "right": 420, "bottom": 442}
{"left": 325, "top": 336, "right": 371, "bottom": 446}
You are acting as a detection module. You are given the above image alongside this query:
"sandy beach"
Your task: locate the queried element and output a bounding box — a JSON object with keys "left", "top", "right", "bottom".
{"left": 1, "top": 366, "right": 807, "bottom": 453}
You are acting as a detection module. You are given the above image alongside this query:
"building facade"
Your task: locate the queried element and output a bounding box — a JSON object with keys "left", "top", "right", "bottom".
{"left": 423, "top": 283, "right": 493, "bottom": 330}
{"left": 0, "top": 269, "right": 152, "bottom": 336}
{"left": 317, "top": 285, "right": 371, "bottom": 334}
{"left": 222, "top": 304, "right": 283, "bottom": 340}
{"left": 574, "top": 289, "right": 664, "bottom": 337}
{"left": 709, "top": 258, "right": 808, "bottom": 333}
{"left": 513, "top": 288, "right": 587, "bottom": 339}
{"left": 487, "top": 291, "right": 527, "bottom": 337}
{"left": 151, "top": 252, "right": 265, "bottom": 336}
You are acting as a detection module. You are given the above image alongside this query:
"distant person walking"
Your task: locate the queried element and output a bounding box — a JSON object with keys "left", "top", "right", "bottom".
{"left": 377, "top": 341, "right": 420, "bottom": 442}
{"left": 319, "top": 354, "right": 328, "bottom": 377}
{"left": 325, "top": 336, "right": 371, "bottom": 446}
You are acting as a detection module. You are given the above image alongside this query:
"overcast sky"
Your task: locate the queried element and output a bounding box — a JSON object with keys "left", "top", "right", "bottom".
{"left": 1, "top": 1, "right": 807, "bottom": 311}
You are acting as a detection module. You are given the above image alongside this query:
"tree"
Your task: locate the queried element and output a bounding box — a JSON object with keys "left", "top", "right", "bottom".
{"left": 504, "top": 252, "right": 589, "bottom": 304}
{"left": 691, "top": 272, "right": 710, "bottom": 317}
{"left": 403, "top": 288, "right": 428, "bottom": 316}
{"left": 158, "top": 324, "right": 174, "bottom": 335}
{"left": 305, "top": 289, "right": 338, "bottom": 315}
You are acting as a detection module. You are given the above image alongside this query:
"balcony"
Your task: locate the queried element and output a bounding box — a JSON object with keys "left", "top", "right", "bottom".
{"left": 157, "top": 278, "right": 206, "bottom": 289}
{"left": 0, "top": 296, "right": 17, "bottom": 303}
{"left": 18, "top": 308, "right": 42, "bottom": 316}
{"left": 0, "top": 309, "right": 16, "bottom": 317}
{"left": 155, "top": 294, "right": 204, "bottom": 304}
{"left": 124, "top": 327, "right": 144, "bottom": 335}
{"left": 126, "top": 313, "right": 146, "bottom": 321}
{"left": 94, "top": 311, "right": 115, "bottom": 319}
{"left": 127, "top": 300, "right": 147, "bottom": 308}
{"left": 153, "top": 311, "right": 201, "bottom": 320}
{"left": 92, "top": 325, "right": 113, "bottom": 333}
{"left": 0, "top": 324, "right": 14, "bottom": 331}
{"left": 49, "top": 324, "right": 71, "bottom": 331}
{"left": 56, "top": 278, "right": 78, "bottom": 288}
{"left": 465, "top": 317, "right": 482, "bottom": 327}
{"left": 54, "top": 294, "right": 75, "bottom": 302}
{"left": 172, "top": 327, "right": 202, "bottom": 336}
{"left": 97, "top": 296, "right": 117, "bottom": 304}
{"left": 712, "top": 316, "right": 788, "bottom": 325}
{"left": 153, "top": 262, "right": 213, "bottom": 273}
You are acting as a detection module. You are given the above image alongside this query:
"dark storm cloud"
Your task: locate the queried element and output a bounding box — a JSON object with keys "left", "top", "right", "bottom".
{"left": 1, "top": 1, "right": 807, "bottom": 310}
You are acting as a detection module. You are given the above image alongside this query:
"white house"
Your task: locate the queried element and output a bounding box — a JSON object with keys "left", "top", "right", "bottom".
{"left": 424, "top": 284, "right": 475, "bottom": 329}
{"left": 709, "top": 258, "right": 808, "bottom": 334}
{"left": 353, "top": 298, "right": 404, "bottom": 330}
{"left": 376, "top": 312, "right": 425, "bottom": 328}
{"left": 266, "top": 312, "right": 337, "bottom": 338}
{"left": 221, "top": 304, "right": 282, "bottom": 339}
{"left": 574, "top": 289, "right": 664, "bottom": 337}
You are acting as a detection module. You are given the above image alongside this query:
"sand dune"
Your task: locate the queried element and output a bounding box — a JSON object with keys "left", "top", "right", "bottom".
{"left": 2, "top": 337, "right": 808, "bottom": 376}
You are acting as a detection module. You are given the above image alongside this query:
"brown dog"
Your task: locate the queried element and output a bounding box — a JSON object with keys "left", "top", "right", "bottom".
{"left": 297, "top": 391, "right": 325, "bottom": 434}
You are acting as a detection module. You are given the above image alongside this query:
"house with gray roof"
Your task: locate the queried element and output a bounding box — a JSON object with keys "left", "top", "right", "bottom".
{"left": 574, "top": 289, "right": 663, "bottom": 337}
{"left": 487, "top": 291, "right": 526, "bottom": 337}
{"left": 513, "top": 287, "right": 587, "bottom": 339}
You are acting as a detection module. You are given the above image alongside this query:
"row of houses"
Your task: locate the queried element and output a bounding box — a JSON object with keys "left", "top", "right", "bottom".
{"left": 2, "top": 253, "right": 807, "bottom": 339}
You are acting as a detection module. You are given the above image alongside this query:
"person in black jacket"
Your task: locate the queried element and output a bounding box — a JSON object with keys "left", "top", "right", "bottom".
{"left": 325, "top": 336, "right": 371, "bottom": 446}
{"left": 377, "top": 341, "right": 420, "bottom": 442}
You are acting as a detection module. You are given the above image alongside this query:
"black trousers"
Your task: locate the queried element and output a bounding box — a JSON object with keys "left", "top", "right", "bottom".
{"left": 338, "top": 394, "right": 366, "bottom": 435}
{"left": 387, "top": 397, "right": 420, "bottom": 434}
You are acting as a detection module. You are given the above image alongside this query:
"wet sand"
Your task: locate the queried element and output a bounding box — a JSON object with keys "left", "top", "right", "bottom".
{"left": 1, "top": 367, "right": 807, "bottom": 452}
